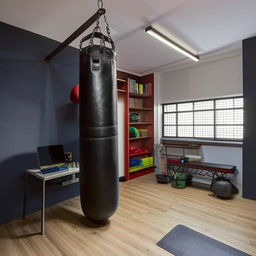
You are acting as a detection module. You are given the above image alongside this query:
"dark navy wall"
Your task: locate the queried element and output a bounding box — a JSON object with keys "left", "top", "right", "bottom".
{"left": 0, "top": 22, "right": 80, "bottom": 224}
{"left": 243, "top": 36, "right": 256, "bottom": 200}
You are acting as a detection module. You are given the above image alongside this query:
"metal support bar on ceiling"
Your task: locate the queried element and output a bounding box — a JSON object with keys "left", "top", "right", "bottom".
{"left": 44, "top": 8, "right": 106, "bottom": 62}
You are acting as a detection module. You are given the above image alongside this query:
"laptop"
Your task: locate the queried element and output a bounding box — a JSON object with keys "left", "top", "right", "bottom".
{"left": 37, "top": 145, "right": 68, "bottom": 173}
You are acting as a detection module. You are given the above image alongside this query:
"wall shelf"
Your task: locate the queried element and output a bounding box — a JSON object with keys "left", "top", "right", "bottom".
{"left": 129, "top": 136, "right": 152, "bottom": 141}
{"left": 118, "top": 89, "right": 126, "bottom": 93}
{"left": 129, "top": 122, "right": 153, "bottom": 125}
{"left": 129, "top": 93, "right": 152, "bottom": 98}
{"left": 129, "top": 150, "right": 152, "bottom": 157}
{"left": 117, "top": 78, "right": 126, "bottom": 83}
{"left": 129, "top": 167, "right": 155, "bottom": 179}
{"left": 129, "top": 107, "right": 153, "bottom": 111}
{"left": 129, "top": 165, "right": 154, "bottom": 173}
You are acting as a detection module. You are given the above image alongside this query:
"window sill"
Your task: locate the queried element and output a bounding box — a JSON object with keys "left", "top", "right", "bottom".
{"left": 161, "top": 137, "right": 243, "bottom": 148}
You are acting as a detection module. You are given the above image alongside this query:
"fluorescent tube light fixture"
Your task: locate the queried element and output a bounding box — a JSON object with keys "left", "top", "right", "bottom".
{"left": 145, "top": 26, "right": 199, "bottom": 62}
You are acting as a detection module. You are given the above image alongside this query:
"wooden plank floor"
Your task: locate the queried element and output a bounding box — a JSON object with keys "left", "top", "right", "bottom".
{"left": 0, "top": 173, "right": 256, "bottom": 256}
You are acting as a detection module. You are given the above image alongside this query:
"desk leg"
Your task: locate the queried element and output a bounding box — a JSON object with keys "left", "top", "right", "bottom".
{"left": 22, "top": 173, "right": 27, "bottom": 219}
{"left": 41, "top": 180, "right": 45, "bottom": 235}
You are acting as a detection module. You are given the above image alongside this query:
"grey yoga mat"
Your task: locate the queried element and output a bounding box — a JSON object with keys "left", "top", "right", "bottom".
{"left": 157, "top": 225, "right": 251, "bottom": 256}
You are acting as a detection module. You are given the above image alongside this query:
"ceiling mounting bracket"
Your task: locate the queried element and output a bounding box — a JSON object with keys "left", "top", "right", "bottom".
{"left": 44, "top": 8, "right": 106, "bottom": 62}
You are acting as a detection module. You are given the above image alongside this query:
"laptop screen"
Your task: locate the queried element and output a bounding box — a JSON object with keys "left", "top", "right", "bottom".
{"left": 37, "top": 145, "right": 65, "bottom": 167}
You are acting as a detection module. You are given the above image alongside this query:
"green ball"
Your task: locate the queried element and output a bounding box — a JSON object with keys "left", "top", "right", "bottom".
{"left": 129, "top": 126, "right": 139, "bottom": 138}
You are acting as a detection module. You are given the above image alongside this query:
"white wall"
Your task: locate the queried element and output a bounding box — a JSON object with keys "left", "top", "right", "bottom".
{"left": 159, "top": 55, "right": 242, "bottom": 103}
{"left": 118, "top": 94, "right": 125, "bottom": 177}
{"left": 156, "top": 54, "right": 243, "bottom": 191}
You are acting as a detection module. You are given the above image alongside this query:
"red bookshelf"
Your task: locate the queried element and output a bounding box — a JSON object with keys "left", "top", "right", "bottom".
{"left": 127, "top": 73, "right": 154, "bottom": 180}
{"left": 117, "top": 71, "right": 154, "bottom": 181}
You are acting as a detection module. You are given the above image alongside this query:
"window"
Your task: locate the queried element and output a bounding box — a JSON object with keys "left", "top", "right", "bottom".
{"left": 162, "top": 96, "right": 243, "bottom": 141}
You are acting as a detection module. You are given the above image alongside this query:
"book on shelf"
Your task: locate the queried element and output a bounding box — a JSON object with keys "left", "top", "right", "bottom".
{"left": 139, "top": 84, "right": 143, "bottom": 94}
{"left": 129, "top": 79, "right": 152, "bottom": 96}
{"left": 143, "top": 83, "right": 152, "bottom": 95}
{"left": 129, "top": 79, "right": 137, "bottom": 93}
{"left": 135, "top": 83, "right": 139, "bottom": 93}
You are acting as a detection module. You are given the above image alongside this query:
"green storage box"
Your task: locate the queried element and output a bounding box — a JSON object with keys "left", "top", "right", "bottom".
{"left": 172, "top": 172, "right": 187, "bottom": 189}
{"left": 141, "top": 156, "right": 153, "bottom": 167}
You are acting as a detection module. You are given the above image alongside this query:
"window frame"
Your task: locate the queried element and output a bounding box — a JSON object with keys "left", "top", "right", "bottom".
{"left": 162, "top": 96, "right": 243, "bottom": 142}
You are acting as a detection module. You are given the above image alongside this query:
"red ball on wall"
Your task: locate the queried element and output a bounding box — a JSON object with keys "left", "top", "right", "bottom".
{"left": 70, "top": 84, "right": 80, "bottom": 104}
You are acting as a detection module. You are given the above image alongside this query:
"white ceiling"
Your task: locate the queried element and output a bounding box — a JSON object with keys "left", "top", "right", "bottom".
{"left": 1, "top": 0, "right": 256, "bottom": 74}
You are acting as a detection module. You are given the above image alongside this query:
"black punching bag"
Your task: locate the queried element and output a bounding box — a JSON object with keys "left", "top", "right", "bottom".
{"left": 79, "top": 43, "right": 119, "bottom": 221}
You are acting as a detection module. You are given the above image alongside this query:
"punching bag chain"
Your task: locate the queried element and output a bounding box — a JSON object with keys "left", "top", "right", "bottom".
{"left": 89, "top": 19, "right": 102, "bottom": 47}
{"left": 94, "top": 0, "right": 113, "bottom": 45}
{"left": 97, "top": 0, "right": 103, "bottom": 9}
{"left": 79, "top": 0, "right": 114, "bottom": 50}
{"left": 97, "top": 0, "right": 112, "bottom": 41}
